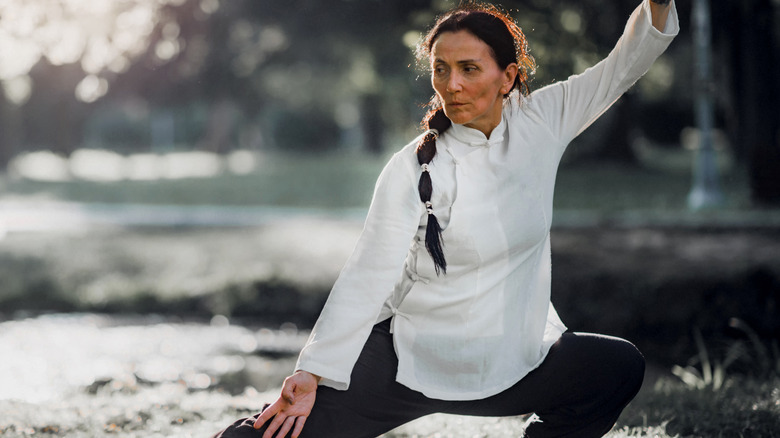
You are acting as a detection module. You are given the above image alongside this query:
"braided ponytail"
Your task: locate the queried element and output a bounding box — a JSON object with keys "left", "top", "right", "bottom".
{"left": 416, "top": 108, "right": 452, "bottom": 275}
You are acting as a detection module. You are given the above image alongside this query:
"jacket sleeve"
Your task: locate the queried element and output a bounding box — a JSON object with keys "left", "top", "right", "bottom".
{"left": 294, "top": 147, "right": 422, "bottom": 390}
{"left": 527, "top": 0, "right": 679, "bottom": 157}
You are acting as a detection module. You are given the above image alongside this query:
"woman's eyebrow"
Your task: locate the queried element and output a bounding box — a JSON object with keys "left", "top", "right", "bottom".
{"left": 433, "top": 58, "right": 482, "bottom": 64}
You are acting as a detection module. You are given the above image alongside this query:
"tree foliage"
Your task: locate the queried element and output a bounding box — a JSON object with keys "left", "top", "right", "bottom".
{"left": 0, "top": 0, "right": 778, "bottom": 202}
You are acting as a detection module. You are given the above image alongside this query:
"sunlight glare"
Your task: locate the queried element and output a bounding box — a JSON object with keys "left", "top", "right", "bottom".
{"left": 639, "top": 55, "right": 675, "bottom": 100}
{"left": 127, "top": 153, "right": 164, "bottom": 180}
{"left": 155, "top": 39, "right": 180, "bottom": 60}
{"left": 162, "top": 21, "right": 180, "bottom": 39}
{"left": 1, "top": 75, "right": 33, "bottom": 105}
{"left": 0, "top": 0, "right": 184, "bottom": 103}
{"left": 40, "top": 22, "right": 85, "bottom": 65}
{"left": 75, "top": 74, "right": 109, "bottom": 102}
{"left": 0, "top": 33, "right": 41, "bottom": 80}
{"left": 162, "top": 151, "right": 222, "bottom": 179}
{"left": 199, "top": 0, "right": 220, "bottom": 15}
{"left": 107, "top": 55, "right": 131, "bottom": 74}
{"left": 8, "top": 151, "right": 71, "bottom": 182}
{"left": 69, "top": 148, "right": 126, "bottom": 181}
{"left": 80, "top": 36, "right": 113, "bottom": 74}
{"left": 0, "top": 1, "right": 43, "bottom": 36}
{"left": 560, "top": 8, "right": 583, "bottom": 35}
{"left": 402, "top": 30, "right": 422, "bottom": 50}
{"left": 259, "top": 26, "right": 287, "bottom": 53}
{"left": 226, "top": 150, "right": 259, "bottom": 175}
{"left": 348, "top": 52, "right": 380, "bottom": 93}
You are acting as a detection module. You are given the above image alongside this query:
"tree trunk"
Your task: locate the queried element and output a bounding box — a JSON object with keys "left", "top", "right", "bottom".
{"left": 597, "top": 92, "right": 638, "bottom": 164}
{"left": 0, "top": 98, "right": 22, "bottom": 169}
{"left": 361, "top": 93, "right": 384, "bottom": 155}
{"left": 737, "top": 0, "right": 780, "bottom": 205}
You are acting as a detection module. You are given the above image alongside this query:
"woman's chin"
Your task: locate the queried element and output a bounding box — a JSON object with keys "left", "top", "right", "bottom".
{"left": 443, "top": 110, "right": 471, "bottom": 125}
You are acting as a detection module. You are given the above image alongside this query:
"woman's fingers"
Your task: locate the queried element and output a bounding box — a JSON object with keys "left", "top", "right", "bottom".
{"left": 291, "top": 416, "right": 307, "bottom": 438}
{"left": 263, "top": 412, "right": 289, "bottom": 438}
{"left": 274, "top": 416, "right": 296, "bottom": 438}
{"left": 253, "top": 402, "right": 279, "bottom": 429}
{"left": 253, "top": 372, "right": 318, "bottom": 437}
{"left": 281, "top": 380, "right": 295, "bottom": 404}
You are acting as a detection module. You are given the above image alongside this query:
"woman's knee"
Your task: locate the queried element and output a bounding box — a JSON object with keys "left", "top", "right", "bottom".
{"left": 565, "top": 332, "right": 646, "bottom": 400}
{"left": 612, "top": 337, "right": 646, "bottom": 396}
{"left": 526, "top": 335, "right": 646, "bottom": 437}
{"left": 211, "top": 414, "right": 263, "bottom": 438}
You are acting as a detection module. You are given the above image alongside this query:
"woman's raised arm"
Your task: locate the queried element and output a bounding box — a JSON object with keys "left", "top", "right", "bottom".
{"left": 523, "top": 0, "right": 679, "bottom": 150}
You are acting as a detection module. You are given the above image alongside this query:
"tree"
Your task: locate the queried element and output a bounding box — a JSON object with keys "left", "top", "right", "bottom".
{"left": 0, "top": 0, "right": 190, "bottom": 162}
{"left": 718, "top": 0, "right": 780, "bottom": 205}
{"left": 3, "top": 0, "right": 778, "bottom": 207}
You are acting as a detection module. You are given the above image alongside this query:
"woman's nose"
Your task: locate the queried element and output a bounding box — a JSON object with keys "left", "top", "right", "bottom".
{"left": 446, "top": 73, "right": 462, "bottom": 93}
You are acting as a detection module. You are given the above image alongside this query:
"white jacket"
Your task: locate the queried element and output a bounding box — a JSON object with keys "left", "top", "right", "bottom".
{"left": 296, "top": 0, "right": 679, "bottom": 400}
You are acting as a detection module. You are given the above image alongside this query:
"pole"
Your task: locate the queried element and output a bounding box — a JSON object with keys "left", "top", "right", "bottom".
{"left": 687, "top": 0, "right": 724, "bottom": 210}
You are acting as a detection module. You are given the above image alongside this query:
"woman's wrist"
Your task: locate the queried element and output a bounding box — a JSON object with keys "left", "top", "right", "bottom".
{"left": 295, "top": 370, "right": 322, "bottom": 383}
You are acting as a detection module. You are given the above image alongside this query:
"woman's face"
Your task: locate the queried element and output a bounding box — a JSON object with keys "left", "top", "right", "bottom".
{"left": 430, "top": 30, "right": 517, "bottom": 137}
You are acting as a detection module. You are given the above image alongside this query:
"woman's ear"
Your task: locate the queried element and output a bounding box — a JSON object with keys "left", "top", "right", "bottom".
{"left": 502, "top": 63, "right": 519, "bottom": 94}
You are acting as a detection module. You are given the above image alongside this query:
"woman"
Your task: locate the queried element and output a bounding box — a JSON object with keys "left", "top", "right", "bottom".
{"left": 214, "top": 0, "right": 678, "bottom": 437}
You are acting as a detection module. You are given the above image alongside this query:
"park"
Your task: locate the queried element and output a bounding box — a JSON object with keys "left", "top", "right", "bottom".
{"left": 1, "top": 0, "right": 779, "bottom": 436}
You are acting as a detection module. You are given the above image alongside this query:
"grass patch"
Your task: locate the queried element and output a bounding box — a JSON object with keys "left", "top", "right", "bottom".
{"left": 1, "top": 152, "right": 755, "bottom": 212}
{"left": 614, "top": 326, "right": 780, "bottom": 437}
{"left": 615, "top": 375, "right": 780, "bottom": 438}
{"left": 553, "top": 161, "right": 752, "bottom": 212}
{"left": 1, "top": 152, "right": 388, "bottom": 209}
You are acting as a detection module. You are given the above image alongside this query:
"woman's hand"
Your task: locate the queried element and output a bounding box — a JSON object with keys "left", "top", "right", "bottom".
{"left": 253, "top": 370, "right": 320, "bottom": 438}
{"left": 649, "top": 0, "right": 673, "bottom": 32}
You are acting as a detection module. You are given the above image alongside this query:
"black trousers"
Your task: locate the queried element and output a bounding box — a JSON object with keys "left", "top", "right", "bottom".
{"left": 213, "top": 318, "right": 645, "bottom": 438}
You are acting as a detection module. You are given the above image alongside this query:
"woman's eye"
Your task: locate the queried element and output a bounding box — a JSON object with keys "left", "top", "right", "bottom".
{"left": 463, "top": 66, "right": 478, "bottom": 73}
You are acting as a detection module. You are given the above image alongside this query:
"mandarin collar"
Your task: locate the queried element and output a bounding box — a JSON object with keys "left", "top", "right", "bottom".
{"left": 448, "top": 116, "right": 507, "bottom": 148}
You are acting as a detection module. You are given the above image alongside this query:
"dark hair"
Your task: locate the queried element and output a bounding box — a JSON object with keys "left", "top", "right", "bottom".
{"left": 414, "top": 1, "right": 535, "bottom": 275}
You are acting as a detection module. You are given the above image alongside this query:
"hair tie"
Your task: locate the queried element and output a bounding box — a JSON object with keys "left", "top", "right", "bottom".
{"left": 425, "top": 201, "right": 433, "bottom": 214}
{"left": 421, "top": 163, "right": 430, "bottom": 173}
{"left": 424, "top": 128, "right": 439, "bottom": 138}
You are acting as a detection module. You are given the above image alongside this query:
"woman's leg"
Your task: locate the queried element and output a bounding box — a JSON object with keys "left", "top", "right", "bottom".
{"left": 213, "top": 328, "right": 644, "bottom": 438}
{"left": 211, "top": 319, "right": 439, "bottom": 438}
{"left": 447, "top": 333, "right": 645, "bottom": 438}
{"left": 442, "top": 332, "right": 646, "bottom": 438}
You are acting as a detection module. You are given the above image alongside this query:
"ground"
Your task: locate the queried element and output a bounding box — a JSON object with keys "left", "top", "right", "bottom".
{"left": 0, "top": 212, "right": 779, "bottom": 437}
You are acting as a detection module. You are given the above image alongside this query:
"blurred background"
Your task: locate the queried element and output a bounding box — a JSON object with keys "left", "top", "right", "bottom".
{"left": 0, "top": 0, "right": 778, "bottom": 206}
{"left": 0, "top": 0, "right": 779, "bottom": 435}
{"left": 2, "top": 0, "right": 780, "bottom": 207}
